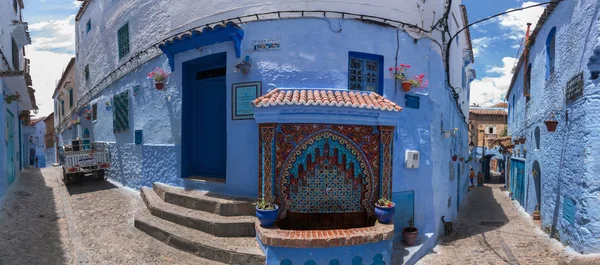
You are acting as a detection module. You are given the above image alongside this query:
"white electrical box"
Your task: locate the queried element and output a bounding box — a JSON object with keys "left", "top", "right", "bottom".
{"left": 405, "top": 150, "right": 420, "bottom": 168}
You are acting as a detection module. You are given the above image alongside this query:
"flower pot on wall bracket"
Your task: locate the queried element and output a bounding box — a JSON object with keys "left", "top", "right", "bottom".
{"left": 235, "top": 61, "right": 251, "bottom": 74}
{"left": 459, "top": 157, "right": 464, "bottom": 162}
{"left": 452, "top": 155, "right": 458, "bottom": 161}
{"left": 401, "top": 82, "right": 412, "bottom": 92}
{"left": 155, "top": 82, "right": 165, "bottom": 90}
{"left": 545, "top": 120, "right": 558, "bottom": 132}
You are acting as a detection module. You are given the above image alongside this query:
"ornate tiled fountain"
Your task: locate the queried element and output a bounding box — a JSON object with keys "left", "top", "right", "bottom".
{"left": 252, "top": 89, "right": 401, "bottom": 264}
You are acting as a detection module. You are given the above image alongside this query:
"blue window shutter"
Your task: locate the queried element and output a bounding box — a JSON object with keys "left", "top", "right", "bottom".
{"left": 86, "top": 19, "right": 91, "bottom": 33}
{"left": 69, "top": 89, "right": 73, "bottom": 107}
{"left": 546, "top": 27, "right": 556, "bottom": 79}
{"left": 348, "top": 52, "right": 383, "bottom": 94}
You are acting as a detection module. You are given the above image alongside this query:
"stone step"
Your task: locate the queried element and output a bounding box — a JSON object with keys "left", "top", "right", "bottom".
{"left": 141, "top": 187, "right": 256, "bottom": 237}
{"left": 153, "top": 183, "right": 256, "bottom": 216}
{"left": 134, "top": 205, "right": 265, "bottom": 265}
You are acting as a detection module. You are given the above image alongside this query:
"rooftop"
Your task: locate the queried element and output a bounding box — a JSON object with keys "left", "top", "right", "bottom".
{"left": 252, "top": 89, "right": 402, "bottom": 112}
{"left": 469, "top": 108, "right": 507, "bottom": 116}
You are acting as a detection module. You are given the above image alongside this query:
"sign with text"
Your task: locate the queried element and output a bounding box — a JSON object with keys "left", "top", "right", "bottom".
{"left": 232, "top": 81, "right": 261, "bottom": 120}
{"left": 252, "top": 38, "right": 280, "bottom": 51}
{"left": 566, "top": 72, "right": 583, "bottom": 105}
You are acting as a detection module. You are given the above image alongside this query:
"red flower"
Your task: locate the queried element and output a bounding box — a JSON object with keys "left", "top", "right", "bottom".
{"left": 400, "top": 64, "right": 405, "bottom": 67}
{"left": 406, "top": 64, "right": 411, "bottom": 68}
{"left": 419, "top": 74, "right": 425, "bottom": 79}
{"left": 389, "top": 67, "right": 393, "bottom": 71}
{"left": 387, "top": 203, "right": 392, "bottom": 207}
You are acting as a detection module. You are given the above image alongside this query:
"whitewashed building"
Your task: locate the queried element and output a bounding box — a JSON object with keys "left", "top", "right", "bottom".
{"left": 0, "top": 0, "right": 35, "bottom": 197}
{"left": 70, "top": 0, "right": 475, "bottom": 264}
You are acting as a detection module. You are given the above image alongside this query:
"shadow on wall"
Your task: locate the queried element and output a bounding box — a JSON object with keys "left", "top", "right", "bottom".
{"left": 437, "top": 186, "right": 510, "bottom": 245}
{"left": 0, "top": 168, "right": 70, "bottom": 264}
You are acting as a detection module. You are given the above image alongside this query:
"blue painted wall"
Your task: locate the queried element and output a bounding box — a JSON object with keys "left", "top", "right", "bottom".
{"left": 507, "top": 0, "right": 600, "bottom": 254}
{"left": 83, "top": 18, "right": 470, "bottom": 260}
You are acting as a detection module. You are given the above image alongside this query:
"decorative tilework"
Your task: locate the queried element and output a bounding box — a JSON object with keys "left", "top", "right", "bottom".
{"left": 113, "top": 91, "right": 129, "bottom": 133}
{"left": 380, "top": 126, "right": 394, "bottom": 199}
{"left": 260, "top": 124, "right": 276, "bottom": 203}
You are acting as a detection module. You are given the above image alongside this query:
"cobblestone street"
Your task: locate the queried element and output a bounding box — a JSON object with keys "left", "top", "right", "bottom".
{"left": 418, "top": 183, "right": 600, "bottom": 265}
{"left": 0, "top": 167, "right": 221, "bottom": 265}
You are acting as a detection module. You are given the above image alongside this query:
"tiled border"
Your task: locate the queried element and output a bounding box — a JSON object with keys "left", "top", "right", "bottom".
{"left": 255, "top": 221, "right": 394, "bottom": 248}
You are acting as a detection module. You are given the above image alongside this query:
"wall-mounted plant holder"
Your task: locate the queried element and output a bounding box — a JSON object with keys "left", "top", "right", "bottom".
{"left": 105, "top": 99, "right": 112, "bottom": 111}
{"left": 235, "top": 55, "right": 252, "bottom": 74}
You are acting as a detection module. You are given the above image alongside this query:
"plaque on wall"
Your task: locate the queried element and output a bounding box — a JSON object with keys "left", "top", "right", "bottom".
{"left": 232, "top": 81, "right": 262, "bottom": 120}
{"left": 566, "top": 72, "right": 583, "bottom": 105}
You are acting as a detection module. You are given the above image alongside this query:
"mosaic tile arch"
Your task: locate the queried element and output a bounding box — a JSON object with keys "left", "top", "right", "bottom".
{"left": 258, "top": 123, "right": 394, "bottom": 229}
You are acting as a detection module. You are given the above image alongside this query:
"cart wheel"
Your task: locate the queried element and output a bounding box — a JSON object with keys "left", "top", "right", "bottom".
{"left": 62, "top": 167, "right": 71, "bottom": 185}
{"left": 96, "top": 170, "right": 105, "bottom": 181}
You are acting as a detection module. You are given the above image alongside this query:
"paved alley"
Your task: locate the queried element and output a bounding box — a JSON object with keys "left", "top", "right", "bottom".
{"left": 0, "top": 167, "right": 221, "bottom": 265}
{"left": 417, "top": 184, "right": 598, "bottom": 265}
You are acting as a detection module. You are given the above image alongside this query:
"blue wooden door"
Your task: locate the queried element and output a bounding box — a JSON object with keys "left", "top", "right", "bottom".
{"left": 6, "top": 110, "right": 15, "bottom": 185}
{"left": 182, "top": 53, "right": 227, "bottom": 178}
{"left": 511, "top": 159, "right": 525, "bottom": 205}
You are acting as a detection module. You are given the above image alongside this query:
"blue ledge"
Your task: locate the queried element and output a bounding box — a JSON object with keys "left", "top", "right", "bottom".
{"left": 159, "top": 22, "right": 244, "bottom": 70}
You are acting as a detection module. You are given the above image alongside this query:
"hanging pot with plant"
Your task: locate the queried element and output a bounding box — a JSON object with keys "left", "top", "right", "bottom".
{"left": 545, "top": 113, "right": 558, "bottom": 132}
{"left": 452, "top": 155, "right": 458, "bottom": 161}
{"left": 459, "top": 156, "right": 464, "bottom": 162}
{"left": 4, "top": 92, "right": 21, "bottom": 104}
{"left": 148, "top": 67, "right": 171, "bottom": 90}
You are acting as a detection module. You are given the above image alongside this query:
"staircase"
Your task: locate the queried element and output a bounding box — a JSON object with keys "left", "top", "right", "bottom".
{"left": 134, "top": 183, "right": 265, "bottom": 264}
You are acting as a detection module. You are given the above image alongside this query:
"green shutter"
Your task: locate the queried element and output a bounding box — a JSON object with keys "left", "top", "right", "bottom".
{"left": 113, "top": 91, "right": 130, "bottom": 133}
{"left": 118, "top": 24, "right": 130, "bottom": 59}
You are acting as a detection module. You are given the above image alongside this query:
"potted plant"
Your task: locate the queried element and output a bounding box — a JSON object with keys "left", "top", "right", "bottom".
{"left": 255, "top": 198, "right": 279, "bottom": 227}
{"left": 545, "top": 113, "right": 558, "bottom": 132}
{"left": 375, "top": 198, "right": 395, "bottom": 224}
{"left": 389, "top": 64, "right": 411, "bottom": 92}
{"left": 459, "top": 156, "right": 464, "bottom": 162}
{"left": 519, "top": 137, "right": 526, "bottom": 144}
{"left": 532, "top": 210, "right": 541, "bottom": 220}
{"left": 147, "top": 67, "right": 171, "bottom": 90}
{"left": 402, "top": 217, "right": 418, "bottom": 246}
{"left": 452, "top": 155, "right": 458, "bottom": 161}
{"left": 4, "top": 92, "right": 21, "bottom": 104}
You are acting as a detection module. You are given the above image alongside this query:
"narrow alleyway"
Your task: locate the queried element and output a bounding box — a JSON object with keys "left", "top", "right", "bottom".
{"left": 417, "top": 184, "right": 591, "bottom": 265}
{"left": 0, "top": 167, "right": 222, "bottom": 265}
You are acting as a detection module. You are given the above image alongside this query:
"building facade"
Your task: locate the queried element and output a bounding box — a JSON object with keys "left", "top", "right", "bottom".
{"left": 52, "top": 58, "right": 77, "bottom": 144}
{"left": 43, "top": 113, "right": 56, "bottom": 167}
{"left": 0, "top": 0, "right": 35, "bottom": 197}
{"left": 71, "top": 0, "right": 474, "bottom": 263}
{"left": 507, "top": 0, "right": 600, "bottom": 254}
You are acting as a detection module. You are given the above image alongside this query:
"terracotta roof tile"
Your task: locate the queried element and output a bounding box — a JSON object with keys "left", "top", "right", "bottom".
{"left": 252, "top": 89, "right": 402, "bottom": 112}
{"left": 493, "top": 102, "right": 508, "bottom": 108}
{"left": 469, "top": 108, "right": 507, "bottom": 116}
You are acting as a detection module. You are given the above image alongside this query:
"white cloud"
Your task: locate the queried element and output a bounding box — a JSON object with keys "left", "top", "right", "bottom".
{"left": 29, "top": 15, "right": 76, "bottom": 53}
{"left": 472, "top": 37, "right": 492, "bottom": 56}
{"left": 469, "top": 57, "right": 517, "bottom": 107}
{"left": 497, "top": 1, "right": 545, "bottom": 40}
{"left": 27, "top": 15, "right": 76, "bottom": 117}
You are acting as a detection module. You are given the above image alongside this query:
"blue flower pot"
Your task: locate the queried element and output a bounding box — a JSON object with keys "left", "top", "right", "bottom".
{"left": 375, "top": 203, "right": 395, "bottom": 224}
{"left": 256, "top": 205, "right": 279, "bottom": 227}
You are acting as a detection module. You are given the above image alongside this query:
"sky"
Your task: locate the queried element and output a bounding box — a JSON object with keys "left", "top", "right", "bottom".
{"left": 22, "top": 0, "right": 546, "bottom": 118}
{"left": 462, "top": 0, "right": 546, "bottom": 107}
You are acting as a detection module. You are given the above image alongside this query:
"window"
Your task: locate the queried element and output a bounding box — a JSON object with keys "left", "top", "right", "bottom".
{"left": 117, "top": 23, "right": 130, "bottom": 59}
{"left": 69, "top": 88, "right": 74, "bottom": 108}
{"left": 11, "top": 38, "right": 19, "bottom": 70}
{"left": 13, "top": 0, "right": 17, "bottom": 13}
{"left": 546, "top": 27, "right": 556, "bottom": 79}
{"left": 84, "top": 65, "right": 89, "bottom": 81}
{"left": 534, "top": 126, "right": 540, "bottom": 149}
{"left": 113, "top": 91, "right": 130, "bottom": 133}
{"left": 92, "top": 103, "right": 98, "bottom": 121}
{"left": 61, "top": 100, "right": 65, "bottom": 117}
{"left": 348, "top": 52, "right": 383, "bottom": 93}
{"left": 86, "top": 19, "right": 91, "bottom": 33}
{"left": 486, "top": 126, "right": 496, "bottom": 134}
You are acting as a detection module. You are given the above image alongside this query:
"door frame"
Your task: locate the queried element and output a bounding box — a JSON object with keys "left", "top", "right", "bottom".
{"left": 181, "top": 52, "right": 228, "bottom": 179}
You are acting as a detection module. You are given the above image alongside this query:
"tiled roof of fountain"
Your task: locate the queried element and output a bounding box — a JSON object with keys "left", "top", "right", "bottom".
{"left": 252, "top": 89, "right": 402, "bottom": 112}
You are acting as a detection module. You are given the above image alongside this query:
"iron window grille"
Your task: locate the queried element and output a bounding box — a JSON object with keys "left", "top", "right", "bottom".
{"left": 348, "top": 52, "right": 383, "bottom": 93}
{"left": 113, "top": 91, "right": 130, "bottom": 133}
{"left": 118, "top": 23, "right": 130, "bottom": 59}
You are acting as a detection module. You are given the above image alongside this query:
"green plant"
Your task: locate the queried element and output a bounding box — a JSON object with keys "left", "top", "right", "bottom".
{"left": 499, "top": 127, "right": 508, "bottom": 137}
{"left": 254, "top": 198, "right": 276, "bottom": 210}
{"left": 408, "top": 217, "right": 414, "bottom": 228}
{"left": 376, "top": 198, "right": 394, "bottom": 207}
{"left": 4, "top": 93, "right": 21, "bottom": 104}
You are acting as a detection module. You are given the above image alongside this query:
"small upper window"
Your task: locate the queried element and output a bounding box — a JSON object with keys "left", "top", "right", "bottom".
{"left": 86, "top": 19, "right": 91, "bottom": 33}
{"left": 69, "top": 88, "right": 74, "bottom": 108}
{"left": 92, "top": 103, "right": 98, "bottom": 121}
{"left": 525, "top": 63, "right": 532, "bottom": 97}
{"left": 348, "top": 52, "right": 383, "bottom": 93}
{"left": 13, "top": 0, "right": 18, "bottom": 13}
{"left": 61, "top": 100, "right": 65, "bottom": 117}
{"left": 117, "top": 23, "right": 130, "bottom": 59}
{"left": 11, "top": 38, "right": 19, "bottom": 70}
{"left": 84, "top": 65, "right": 89, "bottom": 81}
{"left": 546, "top": 27, "right": 556, "bottom": 79}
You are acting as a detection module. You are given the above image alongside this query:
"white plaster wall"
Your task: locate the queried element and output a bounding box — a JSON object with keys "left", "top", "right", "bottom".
{"left": 0, "top": 0, "right": 23, "bottom": 71}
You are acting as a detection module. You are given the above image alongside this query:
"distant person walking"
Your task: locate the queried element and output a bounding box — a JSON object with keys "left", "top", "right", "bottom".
{"left": 469, "top": 168, "right": 475, "bottom": 187}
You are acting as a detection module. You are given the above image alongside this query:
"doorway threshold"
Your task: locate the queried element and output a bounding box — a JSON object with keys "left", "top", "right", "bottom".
{"left": 185, "top": 176, "right": 226, "bottom": 184}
